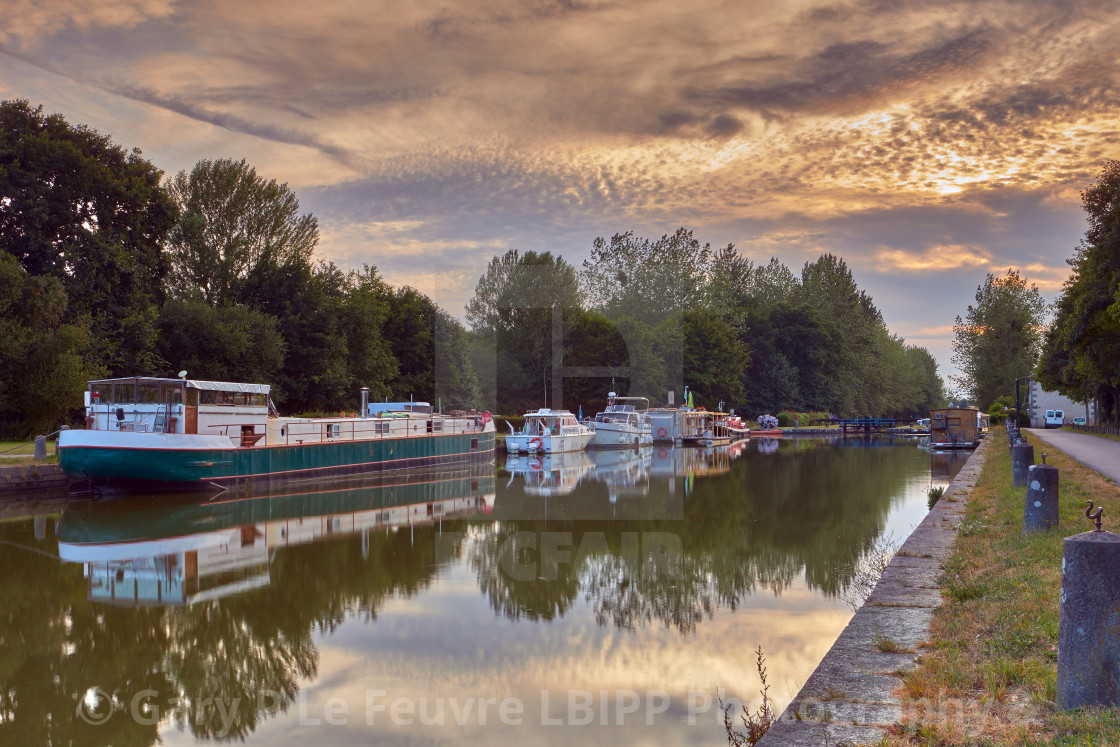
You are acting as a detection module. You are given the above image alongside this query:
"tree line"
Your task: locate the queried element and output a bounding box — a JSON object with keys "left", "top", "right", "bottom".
{"left": 466, "top": 229, "right": 946, "bottom": 418}
{"left": 0, "top": 100, "right": 479, "bottom": 436}
{"left": 1037, "top": 160, "right": 1120, "bottom": 426}
{"left": 1, "top": 99, "right": 946, "bottom": 438}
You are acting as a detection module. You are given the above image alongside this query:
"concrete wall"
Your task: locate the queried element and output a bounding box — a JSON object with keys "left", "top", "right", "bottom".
{"left": 1027, "top": 381, "right": 1094, "bottom": 427}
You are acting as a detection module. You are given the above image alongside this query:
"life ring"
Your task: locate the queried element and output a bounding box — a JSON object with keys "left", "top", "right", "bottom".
{"left": 657, "top": 427, "right": 668, "bottom": 438}
{"left": 529, "top": 437, "right": 543, "bottom": 451}
{"left": 530, "top": 458, "right": 542, "bottom": 470}
{"left": 657, "top": 448, "right": 667, "bottom": 459}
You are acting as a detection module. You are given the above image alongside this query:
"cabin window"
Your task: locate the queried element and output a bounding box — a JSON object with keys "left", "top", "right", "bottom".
{"left": 137, "top": 383, "right": 160, "bottom": 404}
{"left": 375, "top": 422, "right": 390, "bottom": 435}
{"left": 327, "top": 423, "right": 341, "bottom": 439}
{"left": 471, "top": 438, "right": 478, "bottom": 451}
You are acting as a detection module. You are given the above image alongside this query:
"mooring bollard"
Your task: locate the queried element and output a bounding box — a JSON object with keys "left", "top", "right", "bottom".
{"left": 1058, "top": 503, "right": 1120, "bottom": 709}
{"left": 33, "top": 435, "right": 46, "bottom": 460}
{"left": 1023, "top": 453, "right": 1059, "bottom": 534}
{"left": 1012, "top": 441, "right": 1034, "bottom": 487}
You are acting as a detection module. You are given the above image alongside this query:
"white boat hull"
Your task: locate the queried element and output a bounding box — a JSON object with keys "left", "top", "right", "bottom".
{"left": 505, "top": 431, "right": 593, "bottom": 454}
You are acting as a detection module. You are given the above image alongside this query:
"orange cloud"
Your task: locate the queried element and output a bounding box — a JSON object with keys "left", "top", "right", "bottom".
{"left": 873, "top": 244, "right": 992, "bottom": 272}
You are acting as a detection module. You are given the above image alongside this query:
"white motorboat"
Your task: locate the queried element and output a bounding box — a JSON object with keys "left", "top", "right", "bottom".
{"left": 587, "top": 393, "right": 653, "bottom": 448}
{"left": 505, "top": 408, "right": 594, "bottom": 454}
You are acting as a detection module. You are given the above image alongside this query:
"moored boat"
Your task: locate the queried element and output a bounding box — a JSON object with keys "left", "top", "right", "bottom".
{"left": 504, "top": 408, "right": 593, "bottom": 454}
{"left": 587, "top": 393, "right": 653, "bottom": 448}
{"left": 929, "top": 406, "right": 981, "bottom": 449}
{"left": 58, "top": 376, "right": 496, "bottom": 491}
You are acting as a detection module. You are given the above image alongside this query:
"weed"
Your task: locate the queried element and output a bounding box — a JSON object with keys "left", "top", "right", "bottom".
{"left": 874, "top": 633, "right": 914, "bottom": 654}
{"left": 928, "top": 485, "right": 946, "bottom": 509}
{"left": 720, "top": 646, "right": 775, "bottom": 746}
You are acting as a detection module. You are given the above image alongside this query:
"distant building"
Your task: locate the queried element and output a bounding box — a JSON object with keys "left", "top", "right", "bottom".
{"left": 1027, "top": 380, "right": 1095, "bottom": 427}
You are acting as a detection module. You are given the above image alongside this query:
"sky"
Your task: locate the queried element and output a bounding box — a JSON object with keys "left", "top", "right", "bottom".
{"left": 2, "top": 0, "right": 1118, "bottom": 389}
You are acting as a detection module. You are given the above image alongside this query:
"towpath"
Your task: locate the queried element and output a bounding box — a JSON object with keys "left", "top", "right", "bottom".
{"left": 1027, "top": 428, "right": 1120, "bottom": 484}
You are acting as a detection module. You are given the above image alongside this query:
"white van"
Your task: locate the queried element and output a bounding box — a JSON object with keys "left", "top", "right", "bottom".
{"left": 1044, "top": 409, "right": 1064, "bottom": 429}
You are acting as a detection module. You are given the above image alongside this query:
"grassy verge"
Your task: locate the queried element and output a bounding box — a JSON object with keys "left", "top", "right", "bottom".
{"left": 0, "top": 440, "right": 59, "bottom": 465}
{"left": 881, "top": 429, "right": 1120, "bottom": 746}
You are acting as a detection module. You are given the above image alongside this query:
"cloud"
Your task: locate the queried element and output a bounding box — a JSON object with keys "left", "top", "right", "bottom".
{"left": 874, "top": 244, "right": 992, "bottom": 272}
{"left": 0, "top": 0, "right": 177, "bottom": 44}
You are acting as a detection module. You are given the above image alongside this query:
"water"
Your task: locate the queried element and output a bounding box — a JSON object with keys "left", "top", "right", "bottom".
{"left": 0, "top": 435, "right": 962, "bottom": 745}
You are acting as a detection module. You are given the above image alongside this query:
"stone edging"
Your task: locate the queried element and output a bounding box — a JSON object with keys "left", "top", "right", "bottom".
{"left": 0, "top": 463, "right": 69, "bottom": 498}
{"left": 757, "top": 437, "right": 991, "bottom": 746}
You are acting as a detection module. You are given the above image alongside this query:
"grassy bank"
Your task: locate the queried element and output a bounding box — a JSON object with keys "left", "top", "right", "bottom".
{"left": 0, "top": 440, "right": 58, "bottom": 465}
{"left": 882, "top": 429, "right": 1120, "bottom": 746}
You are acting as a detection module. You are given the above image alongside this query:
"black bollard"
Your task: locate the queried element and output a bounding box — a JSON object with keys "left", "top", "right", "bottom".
{"left": 1058, "top": 503, "right": 1120, "bottom": 708}
{"left": 1012, "top": 441, "right": 1034, "bottom": 487}
{"left": 1023, "top": 454, "right": 1059, "bottom": 534}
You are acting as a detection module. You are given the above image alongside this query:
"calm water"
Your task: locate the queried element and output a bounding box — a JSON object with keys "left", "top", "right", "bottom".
{"left": 0, "top": 436, "right": 967, "bottom": 745}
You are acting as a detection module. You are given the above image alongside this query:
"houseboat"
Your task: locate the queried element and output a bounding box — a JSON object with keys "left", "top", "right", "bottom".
{"left": 587, "top": 393, "right": 653, "bottom": 448}
{"left": 929, "top": 407, "right": 981, "bottom": 449}
{"left": 504, "top": 408, "right": 594, "bottom": 454}
{"left": 57, "top": 376, "right": 496, "bottom": 491}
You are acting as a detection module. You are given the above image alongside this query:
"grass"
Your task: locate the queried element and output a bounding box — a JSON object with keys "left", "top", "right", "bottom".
{"left": 0, "top": 439, "right": 59, "bottom": 465}
{"left": 880, "top": 428, "right": 1120, "bottom": 746}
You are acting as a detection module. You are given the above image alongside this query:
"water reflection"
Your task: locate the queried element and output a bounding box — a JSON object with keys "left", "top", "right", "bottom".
{"left": 0, "top": 436, "right": 934, "bottom": 745}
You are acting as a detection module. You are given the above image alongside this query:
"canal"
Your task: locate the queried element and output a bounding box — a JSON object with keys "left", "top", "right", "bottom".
{"left": 0, "top": 436, "right": 968, "bottom": 745}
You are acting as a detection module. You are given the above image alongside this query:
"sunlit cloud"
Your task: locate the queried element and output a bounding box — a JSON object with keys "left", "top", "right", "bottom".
{"left": 874, "top": 244, "right": 992, "bottom": 272}
{"left": 3, "top": 0, "right": 1116, "bottom": 382}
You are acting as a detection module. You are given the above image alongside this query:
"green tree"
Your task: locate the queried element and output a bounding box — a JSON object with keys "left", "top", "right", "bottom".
{"left": 580, "top": 228, "right": 718, "bottom": 320}
{"left": 682, "top": 310, "right": 747, "bottom": 407}
{"left": 1037, "top": 161, "right": 1120, "bottom": 425}
{"left": 155, "top": 299, "right": 286, "bottom": 384}
{"left": 0, "top": 253, "right": 101, "bottom": 436}
{"left": 466, "top": 250, "right": 581, "bottom": 413}
{"left": 952, "top": 270, "right": 1047, "bottom": 410}
{"left": 165, "top": 158, "right": 318, "bottom": 306}
{"left": 801, "top": 255, "right": 884, "bottom": 415}
{"left": 0, "top": 99, "right": 177, "bottom": 375}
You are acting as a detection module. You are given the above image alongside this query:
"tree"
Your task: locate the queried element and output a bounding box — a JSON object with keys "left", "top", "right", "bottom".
{"left": 380, "top": 285, "right": 481, "bottom": 409}
{"left": 952, "top": 270, "right": 1047, "bottom": 410}
{"left": 580, "top": 228, "right": 719, "bottom": 320}
{"left": 1036, "top": 160, "right": 1120, "bottom": 424}
{"left": 801, "top": 255, "right": 884, "bottom": 414}
{"left": 682, "top": 310, "right": 747, "bottom": 407}
{"left": 0, "top": 253, "right": 101, "bottom": 436}
{"left": 165, "top": 158, "right": 318, "bottom": 306}
{"left": 466, "top": 250, "right": 581, "bottom": 413}
{"left": 155, "top": 299, "right": 285, "bottom": 385}
{"left": 0, "top": 99, "right": 178, "bottom": 375}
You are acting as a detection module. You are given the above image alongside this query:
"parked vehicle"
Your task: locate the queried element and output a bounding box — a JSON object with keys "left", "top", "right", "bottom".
{"left": 1073, "top": 416, "right": 1087, "bottom": 426}
{"left": 1044, "top": 409, "right": 1065, "bottom": 428}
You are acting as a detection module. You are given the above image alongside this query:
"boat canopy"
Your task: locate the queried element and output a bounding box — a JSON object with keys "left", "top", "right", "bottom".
{"left": 89, "top": 377, "right": 270, "bottom": 395}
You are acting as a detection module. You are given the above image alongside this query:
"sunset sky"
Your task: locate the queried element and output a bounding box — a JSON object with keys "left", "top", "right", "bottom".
{"left": 3, "top": 0, "right": 1117, "bottom": 389}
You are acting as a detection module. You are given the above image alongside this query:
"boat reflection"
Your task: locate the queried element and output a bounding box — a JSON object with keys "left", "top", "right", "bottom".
{"left": 56, "top": 469, "right": 496, "bottom": 607}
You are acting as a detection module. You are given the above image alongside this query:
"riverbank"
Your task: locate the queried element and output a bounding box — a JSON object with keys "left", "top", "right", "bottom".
{"left": 757, "top": 436, "right": 989, "bottom": 746}
{"left": 875, "top": 428, "right": 1120, "bottom": 746}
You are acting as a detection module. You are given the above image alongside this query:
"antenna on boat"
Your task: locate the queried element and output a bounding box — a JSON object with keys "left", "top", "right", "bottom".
{"left": 178, "top": 370, "right": 187, "bottom": 380}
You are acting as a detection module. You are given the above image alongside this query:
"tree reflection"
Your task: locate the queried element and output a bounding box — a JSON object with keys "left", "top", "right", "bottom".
{"left": 0, "top": 518, "right": 459, "bottom": 744}
{"left": 472, "top": 439, "right": 924, "bottom": 631}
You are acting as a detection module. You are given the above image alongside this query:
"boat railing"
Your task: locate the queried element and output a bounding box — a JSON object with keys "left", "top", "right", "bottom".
{"left": 273, "top": 414, "right": 490, "bottom": 446}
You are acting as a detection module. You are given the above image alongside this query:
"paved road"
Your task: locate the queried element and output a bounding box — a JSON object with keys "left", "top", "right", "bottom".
{"left": 1026, "top": 428, "right": 1120, "bottom": 484}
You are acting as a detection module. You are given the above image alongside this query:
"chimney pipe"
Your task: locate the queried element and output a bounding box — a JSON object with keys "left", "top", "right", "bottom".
{"left": 360, "top": 387, "right": 369, "bottom": 419}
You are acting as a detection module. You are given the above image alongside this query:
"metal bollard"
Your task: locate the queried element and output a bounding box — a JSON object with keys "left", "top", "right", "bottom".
{"left": 1058, "top": 503, "right": 1120, "bottom": 708}
{"left": 1023, "top": 453, "right": 1059, "bottom": 534}
{"left": 33, "top": 435, "right": 46, "bottom": 459}
{"left": 1012, "top": 441, "right": 1034, "bottom": 487}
